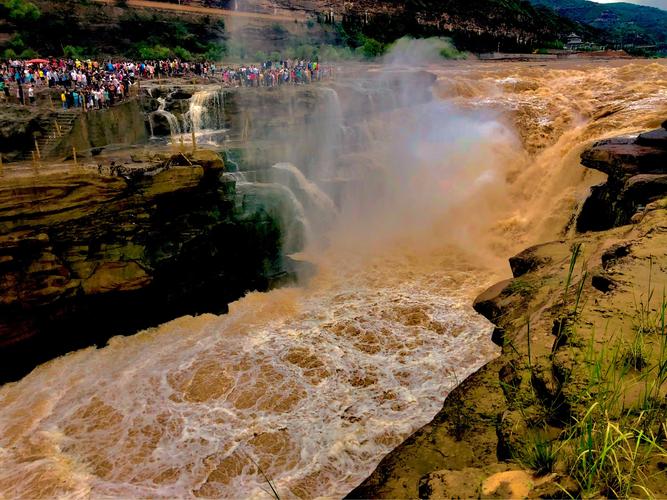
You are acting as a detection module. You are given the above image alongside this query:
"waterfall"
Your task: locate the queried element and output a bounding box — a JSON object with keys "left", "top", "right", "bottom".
{"left": 312, "top": 87, "right": 346, "bottom": 179}
{"left": 268, "top": 162, "right": 337, "bottom": 243}
{"left": 235, "top": 181, "right": 311, "bottom": 254}
{"left": 187, "top": 90, "right": 226, "bottom": 135}
{"left": 148, "top": 97, "right": 181, "bottom": 138}
{"left": 224, "top": 171, "right": 249, "bottom": 185}
{"left": 271, "top": 162, "right": 337, "bottom": 215}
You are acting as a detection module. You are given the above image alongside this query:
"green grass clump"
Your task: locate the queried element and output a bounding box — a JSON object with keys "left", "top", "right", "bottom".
{"left": 522, "top": 433, "right": 557, "bottom": 476}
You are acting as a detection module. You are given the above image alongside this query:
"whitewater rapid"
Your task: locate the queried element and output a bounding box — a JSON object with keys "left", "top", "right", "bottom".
{"left": 0, "top": 249, "right": 499, "bottom": 498}
{"left": 3, "top": 58, "right": 667, "bottom": 498}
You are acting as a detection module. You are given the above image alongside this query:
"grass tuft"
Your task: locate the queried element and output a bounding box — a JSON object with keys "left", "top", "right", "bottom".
{"left": 522, "top": 432, "right": 557, "bottom": 476}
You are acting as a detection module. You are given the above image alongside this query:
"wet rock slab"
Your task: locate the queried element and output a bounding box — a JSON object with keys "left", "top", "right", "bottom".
{"left": 578, "top": 124, "right": 667, "bottom": 231}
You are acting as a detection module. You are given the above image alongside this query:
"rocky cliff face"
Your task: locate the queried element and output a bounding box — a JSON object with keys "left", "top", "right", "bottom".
{"left": 0, "top": 151, "right": 301, "bottom": 382}
{"left": 275, "top": 0, "right": 598, "bottom": 51}
{"left": 578, "top": 124, "right": 667, "bottom": 231}
{"left": 348, "top": 127, "right": 667, "bottom": 498}
{"left": 0, "top": 105, "right": 56, "bottom": 162}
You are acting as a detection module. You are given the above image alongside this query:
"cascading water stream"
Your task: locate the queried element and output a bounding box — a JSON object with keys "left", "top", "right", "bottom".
{"left": 185, "top": 90, "right": 226, "bottom": 146}
{"left": 149, "top": 97, "right": 182, "bottom": 138}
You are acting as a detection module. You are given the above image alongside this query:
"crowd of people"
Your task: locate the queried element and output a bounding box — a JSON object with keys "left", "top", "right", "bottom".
{"left": 0, "top": 57, "right": 332, "bottom": 108}
{"left": 0, "top": 58, "right": 136, "bottom": 109}
{"left": 219, "top": 60, "right": 332, "bottom": 87}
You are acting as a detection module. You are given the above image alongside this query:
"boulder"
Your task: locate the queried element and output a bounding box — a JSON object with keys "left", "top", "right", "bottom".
{"left": 473, "top": 279, "right": 512, "bottom": 346}
{"left": 636, "top": 128, "right": 667, "bottom": 149}
{"left": 624, "top": 174, "right": 667, "bottom": 201}
{"left": 473, "top": 279, "right": 512, "bottom": 323}
{"left": 186, "top": 149, "right": 225, "bottom": 170}
{"left": 580, "top": 137, "right": 667, "bottom": 178}
{"left": 578, "top": 129, "right": 667, "bottom": 231}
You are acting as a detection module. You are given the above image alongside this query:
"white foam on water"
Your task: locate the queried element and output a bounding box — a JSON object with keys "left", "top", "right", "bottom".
{"left": 0, "top": 253, "right": 498, "bottom": 499}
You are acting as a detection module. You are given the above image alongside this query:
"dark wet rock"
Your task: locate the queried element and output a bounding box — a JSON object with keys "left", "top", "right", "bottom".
{"left": 169, "top": 88, "right": 193, "bottom": 100}
{"left": 591, "top": 272, "right": 616, "bottom": 293}
{"left": 580, "top": 136, "right": 667, "bottom": 177}
{"left": 509, "top": 244, "right": 554, "bottom": 277}
{"left": 473, "top": 279, "right": 513, "bottom": 321}
{"left": 578, "top": 131, "right": 667, "bottom": 231}
{"left": 473, "top": 279, "right": 512, "bottom": 346}
{"left": 149, "top": 112, "right": 173, "bottom": 136}
{"left": 625, "top": 174, "right": 667, "bottom": 201}
{"left": 601, "top": 242, "right": 631, "bottom": 269}
{"left": 577, "top": 181, "right": 628, "bottom": 231}
{"left": 637, "top": 128, "right": 667, "bottom": 149}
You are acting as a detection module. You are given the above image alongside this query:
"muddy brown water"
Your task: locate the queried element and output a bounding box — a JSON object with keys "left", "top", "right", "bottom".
{"left": 1, "top": 59, "right": 667, "bottom": 498}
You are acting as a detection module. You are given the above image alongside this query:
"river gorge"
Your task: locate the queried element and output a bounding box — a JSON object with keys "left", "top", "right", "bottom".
{"left": 2, "top": 56, "right": 667, "bottom": 498}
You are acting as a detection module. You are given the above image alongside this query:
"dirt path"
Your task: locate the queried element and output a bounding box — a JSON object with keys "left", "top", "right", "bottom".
{"left": 94, "top": 0, "right": 308, "bottom": 21}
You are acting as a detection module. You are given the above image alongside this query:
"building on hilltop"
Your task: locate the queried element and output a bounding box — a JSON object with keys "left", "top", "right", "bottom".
{"left": 565, "top": 33, "right": 583, "bottom": 50}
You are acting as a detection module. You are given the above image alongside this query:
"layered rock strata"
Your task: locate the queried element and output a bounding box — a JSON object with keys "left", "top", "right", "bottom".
{"left": 0, "top": 151, "right": 298, "bottom": 382}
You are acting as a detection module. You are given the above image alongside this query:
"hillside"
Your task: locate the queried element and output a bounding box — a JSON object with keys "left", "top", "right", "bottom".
{"left": 531, "top": 0, "right": 667, "bottom": 45}
{"left": 281, "top": 0, "right": 605, "bottom": 52}
{"left": 0, "top": 0, "right": 607, "bottom": 58}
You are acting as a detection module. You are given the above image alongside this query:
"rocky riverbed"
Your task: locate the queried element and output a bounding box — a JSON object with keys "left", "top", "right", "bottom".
{"left": 348, "top": 124, "right": 667, "bottom": 498}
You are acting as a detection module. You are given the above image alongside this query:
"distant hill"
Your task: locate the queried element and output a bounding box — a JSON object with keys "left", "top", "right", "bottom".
{"left": 0, "top": 0, "right": 607, "bottom": 58}
{"left": 530, "top": 0, "right": 667, "bottom": 44}
{"left": 278, "top": 0, "right": 605, "bottom": 52}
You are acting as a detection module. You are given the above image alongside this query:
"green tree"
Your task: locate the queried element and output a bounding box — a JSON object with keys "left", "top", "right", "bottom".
{"left": 138, "top": 44, "right": 171, "bottom": 60}
{"left": 205, "top": 43, "right": 224, "bottom": 61}
{"left": 362, "top": 37, "right": 385, "bottom": 58}
{"left": 173, "top": 46, "right": 193, "bottom": 60}
{"left": 254, "top": 50, "right": 268, "bottom": 62}
{"left": 63, "top": 45, "right": 85, "bottom": 59}
{"left": 19, "top": 47, "right": 37, "bottom": 58}
{"left": 1, "top": 0, "right": 41, "bottom": 22}
{"left": 7, "top": 34, "right": 25, "bottom": 52}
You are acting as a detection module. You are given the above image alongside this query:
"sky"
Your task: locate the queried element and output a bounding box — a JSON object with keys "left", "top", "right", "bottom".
{"left": 591, "top": 0, "right": 667, "bottom": 9}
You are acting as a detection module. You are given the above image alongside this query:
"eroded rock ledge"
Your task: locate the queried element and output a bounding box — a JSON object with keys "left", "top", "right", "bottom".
{"left": 348, "top": 127, "right": 667, "bottom": 498}
{"left": 577, "top": 122, "right": 667, "bottom": 231}
{"left": 0, "top": 150, "right": 300, "bottom": 383}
